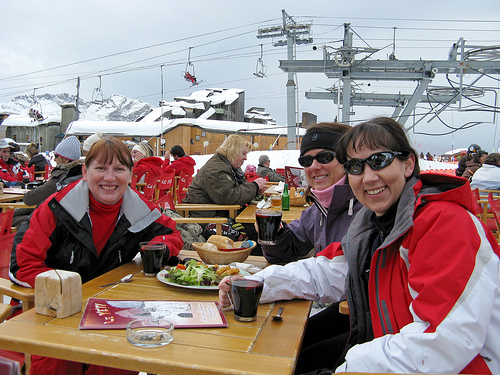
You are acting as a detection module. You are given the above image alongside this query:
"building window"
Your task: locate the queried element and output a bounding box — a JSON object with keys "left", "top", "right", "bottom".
{"left": 201, "top": 131, "right": 206, "bottom": 137}
{"left": 195, "top": 135, "right": 200, "bottom": 141}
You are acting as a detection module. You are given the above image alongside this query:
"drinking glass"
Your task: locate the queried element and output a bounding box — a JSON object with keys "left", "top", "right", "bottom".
{"left": 255, "top": 209, "right": 282, "bottom": 245}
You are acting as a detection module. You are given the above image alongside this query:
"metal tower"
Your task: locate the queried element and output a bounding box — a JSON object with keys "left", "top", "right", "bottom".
{"left": 279, "top": 23, "right": 500, "bottom": 131}
{"left": 257, "top": 10, "right": 313, "bottom": 149}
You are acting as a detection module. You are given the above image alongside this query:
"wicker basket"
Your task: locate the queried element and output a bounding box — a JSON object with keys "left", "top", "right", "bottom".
{"left": 193, "top": 241, "right": 255, "bottom": 264}
{"left": 290, "top": 195, "right": 307, "bottom": 207}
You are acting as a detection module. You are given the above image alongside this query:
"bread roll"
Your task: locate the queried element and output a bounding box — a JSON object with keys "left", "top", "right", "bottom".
{"left": 202, "top": 242, "right": 218, "bottom": 251}
{"left": 207, "top": 235, "right": 234, "bottom": 249}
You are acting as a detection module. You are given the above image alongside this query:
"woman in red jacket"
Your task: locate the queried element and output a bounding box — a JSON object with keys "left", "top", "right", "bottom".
{"left": 11, "top": 137, "right": 183, "bottom": 375}
{"left": 131, "top": 141, "right": 163, "bottom": 182}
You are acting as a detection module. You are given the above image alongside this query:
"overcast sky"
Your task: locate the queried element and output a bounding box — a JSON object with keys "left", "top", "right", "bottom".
{"left": 1, "top": 0, "right": 500, "bottom": 154}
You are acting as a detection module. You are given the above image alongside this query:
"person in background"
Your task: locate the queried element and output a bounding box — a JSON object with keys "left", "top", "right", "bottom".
{"left": 162, "top": 145, "right": 196, "bottom": 177}
{"left": 470, "top": 152, "right": 500, "bottom": 190}
{"left": 456, "top": 143, "right": 481, "bottom": 176}
{"left": 184, "top": 135, "right": 267, "bottom": 251}
{"left": 462, "top": 149, "right": 488, "bottom": 181}
{"left": 23, "top": 136, "right": 83, "bottom": 207}
{"left": 260, "top": 123, "right": 362, "bottom": 265}
{"left": 220, "top": 117, "right": 500, "bottom": 374}
{"left": 131, "top": 141, "right": 163, "bottom": 182}
{"left": 0, "top": 138, "right": 28, "bottom": 187}
{"left": 183, "top": 134, "right": 267, "bottom": 217}
{"left": 256, "top": 154, "right": 285, "bottom": 182}
{"left": 82, "top": 130, "right": 103, "bottom": 155}
{"left": 11, "top": 137, "right": 183, "bottom": 375}
{"left": 25, "top": 143, "right": 49, "bottom": 172}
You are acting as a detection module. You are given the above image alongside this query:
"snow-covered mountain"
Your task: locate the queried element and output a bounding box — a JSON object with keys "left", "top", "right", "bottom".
{"left": 0, "top": 93, "right": 153, "bottom": 122}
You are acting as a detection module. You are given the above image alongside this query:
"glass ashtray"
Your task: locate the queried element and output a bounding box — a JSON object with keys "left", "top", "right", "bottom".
{"left": 126, "top": 318, "right": 174, "bottom": 347}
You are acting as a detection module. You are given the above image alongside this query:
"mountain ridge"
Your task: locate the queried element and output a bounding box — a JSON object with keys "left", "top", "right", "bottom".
{"left": 0, "top": 93, "right": 153, "bottom": 122}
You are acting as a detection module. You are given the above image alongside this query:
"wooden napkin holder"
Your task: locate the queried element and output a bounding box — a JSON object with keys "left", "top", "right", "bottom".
{"left": 35, "top": 269, "right": 82, "bottom": 318}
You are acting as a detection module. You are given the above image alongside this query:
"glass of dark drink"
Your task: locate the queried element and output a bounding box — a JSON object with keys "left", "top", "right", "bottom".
{"left": 140, "top": 241, "right": 166, "bottom": 276}
{"left": 255, "top": 209, "right": 282, "bottom": 245}
{"left": 228, "top": 275, "right": 264, "bottom": 322}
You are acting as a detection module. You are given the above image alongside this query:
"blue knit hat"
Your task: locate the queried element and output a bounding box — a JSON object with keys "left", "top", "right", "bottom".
{"left": 55, "top": 136, "right": 81, "bottom": 161}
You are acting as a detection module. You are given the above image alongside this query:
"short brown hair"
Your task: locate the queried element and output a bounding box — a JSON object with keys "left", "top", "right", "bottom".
{"left": 85, "top": 137, "right": 134, "bottom": 170}
{"left": 25, "top": 143, "right": 39, "bottom": 158}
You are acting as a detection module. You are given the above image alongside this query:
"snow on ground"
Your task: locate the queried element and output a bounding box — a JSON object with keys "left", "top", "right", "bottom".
{"left": 188, "top": 150, "right": 457, "bottom": 175}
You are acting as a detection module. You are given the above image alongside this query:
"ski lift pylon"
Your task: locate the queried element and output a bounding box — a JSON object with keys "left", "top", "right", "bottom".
{"left": 91, "top": 76, "right": 104, "bottom": 104}
{"left": 253, "top": 44, "right": 267, "bottom": 78}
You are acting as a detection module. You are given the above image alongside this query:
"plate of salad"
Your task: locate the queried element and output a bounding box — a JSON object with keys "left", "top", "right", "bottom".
{"left": 157, "top": 259, "right": 248, "bottom": 291}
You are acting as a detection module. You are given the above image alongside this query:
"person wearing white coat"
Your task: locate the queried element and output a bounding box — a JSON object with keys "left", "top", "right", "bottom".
{"left": 470, "top": 152, "right": 500, "bottom": 190}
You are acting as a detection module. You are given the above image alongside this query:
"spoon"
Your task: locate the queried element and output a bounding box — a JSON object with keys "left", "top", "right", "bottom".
{"left": 99, "top": 274, "right": 133, "bottom": 288}
{"left": 272, "top": 307, "right": 284, "bottom": 321}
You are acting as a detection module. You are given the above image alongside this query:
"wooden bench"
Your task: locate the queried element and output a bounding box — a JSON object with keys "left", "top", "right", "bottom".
{"left": 175, "top": 204, "right": 241, "bottom": 220}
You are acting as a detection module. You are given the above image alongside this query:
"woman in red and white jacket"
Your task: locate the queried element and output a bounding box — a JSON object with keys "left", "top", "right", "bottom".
{"left": 219, "top": 117, "right": 500, "bottom": 374}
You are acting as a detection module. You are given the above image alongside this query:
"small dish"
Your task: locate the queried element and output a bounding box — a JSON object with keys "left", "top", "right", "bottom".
{"left": 126, "top": 318, "right": 174, "bottom": 347}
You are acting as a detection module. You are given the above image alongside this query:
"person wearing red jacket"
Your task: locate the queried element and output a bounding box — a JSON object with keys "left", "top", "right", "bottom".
{"left": 131, "top": 141, "right": 163, "bottom": 182}
{"left": 219, "top": 117, "right": 500, "bottom": 374}
{"left": 162, "top": 145, "right": 196, "bottom": 177}
{"left": 11, "top": 137, "right": 183, "bottom": 375}
{"left": 0, "top": 138, "right": 27, "bottom": 187}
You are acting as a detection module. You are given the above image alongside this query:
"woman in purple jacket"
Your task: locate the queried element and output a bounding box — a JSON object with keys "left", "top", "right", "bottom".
{"left": 261, "top": 122, "right": 362, "bottom": 265}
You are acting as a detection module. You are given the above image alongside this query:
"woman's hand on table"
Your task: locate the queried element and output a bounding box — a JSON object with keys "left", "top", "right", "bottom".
{"left": 253, "top": 177, "right": 268, "bottom": 195}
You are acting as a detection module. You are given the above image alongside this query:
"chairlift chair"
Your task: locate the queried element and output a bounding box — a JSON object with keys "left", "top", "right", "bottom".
{"left": 91, "top": 76, "right": 104, "bottom": 104}
{"left": 253, "top": 44, "right": 267, "bottom": 78}
{"left": 183, "top": 47, "right": 203, "bottom": 87}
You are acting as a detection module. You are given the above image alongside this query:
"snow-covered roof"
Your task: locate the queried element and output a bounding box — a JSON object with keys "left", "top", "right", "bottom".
{"left": 66, "top": 118, "right": 306, "bottom": 137}
{"left": 2, "top": 114, "right": 40, "bottom": 127}
{"left": 443, "top": 148, "right": 467, "bottom": 155}
{"left": 1, "top": 113, "right": 61, "bottom": 127}
{"left": 175, "top": 88, "right": 243, "bottom": 106}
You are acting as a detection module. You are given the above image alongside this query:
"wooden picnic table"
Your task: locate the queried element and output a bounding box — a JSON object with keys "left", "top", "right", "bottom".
{"left": 0, "top": 194, "right": 25, "bottom": 203}
{"left": 236, "top": 203, "right": 307, "bottom": 224}
{"left": 2, "top": 187, "right": 28, "bottom": 195}
{"left": 0, "top": 250, "right": 311, "bottom": 375}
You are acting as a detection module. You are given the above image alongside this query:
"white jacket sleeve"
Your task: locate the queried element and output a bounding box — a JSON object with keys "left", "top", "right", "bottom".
{"left": 336, "top": 215, "right": 500, "bottom": 374}
{"left": 258, "top": 255, "right": 348, "bottom": 304}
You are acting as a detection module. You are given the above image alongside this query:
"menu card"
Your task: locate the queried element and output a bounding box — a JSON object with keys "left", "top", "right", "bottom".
{"left": 285, "top": 166, "right": 306, "bottom": 188}
{"left": 79, "top": 298, "right": 228, "bottom": 329}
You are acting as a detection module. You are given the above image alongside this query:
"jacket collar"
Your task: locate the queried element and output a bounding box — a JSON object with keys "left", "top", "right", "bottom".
{"left": 58, "top": 180, "right": 161, "bottom": 230}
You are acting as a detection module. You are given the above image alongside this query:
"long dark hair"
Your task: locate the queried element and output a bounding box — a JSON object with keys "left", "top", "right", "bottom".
{"left": 336, "top": 117, "right": 420, "bottom": 177}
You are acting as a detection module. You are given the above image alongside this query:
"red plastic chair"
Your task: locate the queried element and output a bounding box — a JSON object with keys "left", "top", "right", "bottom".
{"left": 44, "top": 164, "right": 53, "bottom": 180}
{"left": 487, "top": 193, "right": 500, "bottom": 242}
{"left": 142, "top": 173, "right": 158, "bottom": 201}
{"left": 0, "top": 210, "right": 14, "bottom": 236}
{"left": 155, "top": 171, "right": 175, "bottom": 202}
{"left": 176, "top": 173, "right": 192, "bottom": 204}
{"left": 155, "top": 192, "right": 176, "bottom": 211}
{"left": 244, "top": 172, "right": 257, "bottom": 181}
{"left": 27, "top": 165, "right": 35, "bottom": 182}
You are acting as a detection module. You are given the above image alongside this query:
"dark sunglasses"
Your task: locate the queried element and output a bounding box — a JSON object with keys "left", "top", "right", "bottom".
{"left": 343, "top": 151, "right": 408, "bottom": 175}
{"left": 298, "top": 151, "right": 336, "bottom": 168}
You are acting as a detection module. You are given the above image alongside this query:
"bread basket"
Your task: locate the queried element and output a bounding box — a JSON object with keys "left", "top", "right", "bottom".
{"left": 290, "top": 195, "right": 307, "bottom": 207}
{"left": 192, "top": 241, "right": 255, "bottom": 264}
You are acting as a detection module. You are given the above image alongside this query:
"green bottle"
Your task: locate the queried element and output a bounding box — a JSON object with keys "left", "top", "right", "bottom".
{"left": 282, "top": 183, "right": 290, "bottom": 211}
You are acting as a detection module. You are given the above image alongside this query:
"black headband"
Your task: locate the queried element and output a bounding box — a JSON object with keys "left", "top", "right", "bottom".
{"left": 300, "top": 129, "right": 343, "bottom": 157}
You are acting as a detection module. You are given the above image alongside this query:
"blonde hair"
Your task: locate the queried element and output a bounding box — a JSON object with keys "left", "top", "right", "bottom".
{"left": 216, "top": 135, "right": 252, "bottom": 164}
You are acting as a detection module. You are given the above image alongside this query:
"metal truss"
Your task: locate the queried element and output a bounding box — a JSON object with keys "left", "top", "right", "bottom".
{"left": 279, "top": 24, "right": 500, "bottom": 128}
